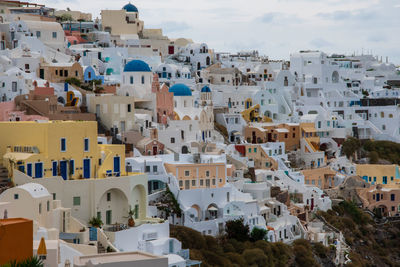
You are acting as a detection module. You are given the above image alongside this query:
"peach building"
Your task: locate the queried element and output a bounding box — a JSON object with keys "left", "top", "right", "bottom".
{"left": 0, "top": 218, "right": 33, "bottom": 265}
{"left": 244, "top": 123, "right": 300, "bottom": 151}
{"left": 360, "top": 185, "right": 400, "bottom": 217}
{"left": 301, "top": 167, "right": 336, "bottom": 189}
{"left": 164, "top": 162, "right": 226, "bottom": 190}
{"left": 242, "top": 144, "right": 278, "bottom": 170}
{"left": 152, "top": 75, "right": 174, "bottom": 125}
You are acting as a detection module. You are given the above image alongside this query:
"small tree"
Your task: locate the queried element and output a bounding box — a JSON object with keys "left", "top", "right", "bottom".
{"left": 89, "top": 217, "right": 103, "bottom": 228}
{"left": 250, "top": 227, "right": 267, "bottom": 242}
{"left": 65, "top": 77, "right": 81, "bottom": 87}
{"left": 342, "top": 137, "right": 361, "bottom": 160}
{"left": 225, "top": 218, "right": 250, "bottom": 242}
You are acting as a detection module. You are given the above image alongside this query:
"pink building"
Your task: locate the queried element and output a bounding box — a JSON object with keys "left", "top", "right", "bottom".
{"left": 152, "top": 75, "right": 174, "bottom": 125}
{"left": 0, "top": 101, "right": 47, "bottom": 121}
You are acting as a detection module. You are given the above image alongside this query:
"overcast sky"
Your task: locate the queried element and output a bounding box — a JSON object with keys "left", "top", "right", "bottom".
{"left": 41, "top": 0, "right": 400, "bottom": 64}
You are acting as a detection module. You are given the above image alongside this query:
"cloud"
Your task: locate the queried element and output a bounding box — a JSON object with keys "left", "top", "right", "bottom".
{"left": 310, "top": 38, "right": 333, "bottom": 48}
{"left": 258, "top": 12, "right": 303, "bottom": 24}
{"left": 153, "top": 21, "right": 191, "bottom": 33}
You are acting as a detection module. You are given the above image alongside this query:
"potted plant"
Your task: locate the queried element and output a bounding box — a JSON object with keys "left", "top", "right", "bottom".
{"left": 127, "top": 209, "right": 136, "bottom": 227}
{"left": 89, "top": 217, "right": 103, "bottom": 228}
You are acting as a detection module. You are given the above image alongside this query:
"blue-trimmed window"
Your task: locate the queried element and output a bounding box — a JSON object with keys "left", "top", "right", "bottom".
{"left": 70, "top": 160, "right": 75, "bottom": 175}
{"left": 84, "top": 138, "right": 89, "bottom": 152}
{"left": 52, "top": 161, "right": 57, "bottom": 176}
{"left": 61, "top": 138, "right": 66, "bottom": 152}
{"left": 130, "top": 76, "right": 133, "bottom": 84}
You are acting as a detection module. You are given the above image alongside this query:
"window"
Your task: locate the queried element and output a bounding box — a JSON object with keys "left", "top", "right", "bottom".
{"left": 391, "top": 194, "right": 395, "bottom": 201}
{"left": 200, "top": 179, "right": 204, "bottom": 186}
{"left": 84, "top": 138, "right": 89, "bottom": 152}
{"left": 73, "top": 196, "right": 81, "bottom": 206}
{"left": 145, "top": 166, "right": 150, "bottom": 172}
{"left": 25, "top": 64, "right": 29, "bottom": 70}
{"left": 52, "top": 193, "right": 56, "bottom": 200}
{"left": 47, "top": 200, "right": 50, "bottom": 212}
{"left": 153, "top": 165, "right": 158, "bottom": 173}
{"left": 179, "top": 180, "right": 183, "bottom": 187}
{"left": 170, "top": 137, "right": 175, "bottom": 143}
{"left": 107, "top": 192, "right": 111, "bottom": 201}
{"left": 12, "top": 81, "right": 17, "bottom": 92}
{"left": 69, "top": 160, "right": 74, "bottom": 175}
{"left": 61, "top": 138, "right": 66, "bottom": 152}
{"left": 206, "top": 171, "right": 210, "bottom": 177}
{"left": 75, "top": 71, "right": 78, "bottom": 77}
{"left": 254, "top": 148, "right": 257, "bottom": 153}
{"left": 130, "top": 76, "right": 133, "bottom": 84}
{"left": 52, "top": 32, "right": 57, "bottom": 38}
{"left": 248, "top": 148, "right": 251, "bottom": 153}
{"left": 36, "top": 31, "right": 41, "bottom": 37}
{"left": 192, "top": 180, "right": 196, "bottom": 186}
{"left": 127, "top": 104, "right": 131, "bottom": 112}
{"left": 39, "top": 203, "right": 42, "bottom": 214}
{"left": 212, "top": 179, "right": 216, "bottom": 185}
{"left": 64, "top": 70, "right": 68, "bottom": 77}
{"left": 141, "top": 76, "right": 145, "bottom": 84}
{"left": 14, "top": 194, "right": 18, "bottom": 200}
{"left": 185, "top": 170, "right": 190, "bottom": 176}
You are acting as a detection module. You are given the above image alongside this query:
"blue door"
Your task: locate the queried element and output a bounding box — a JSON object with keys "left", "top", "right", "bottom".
{"left": 83, "top": 159, "right": 90, "bottom": 179}
{"left": 317, "top": 159, "right": 321, "bottom": 167}
{"left": 89, "top": 227, "right": 97, "bottom": 241}
{"left": 35, "top": 162, "right": 43, "bottom": 178}
{"left": 27, "top": 163, "right": 32, "bottom": 177}
{"left": 60, "top": 161, "right": 67, "bottom": 180}
{"left": 113, "top": 156, "right": 120, "bottom": 177}
{"left": 18, "top": 165, "right": 24, "bottom": 173}
{"left": 202, "top": 131, "right": 205, "bottom": 141}
{"left": 52, "top": 161, "right": 58, "bottom": 176}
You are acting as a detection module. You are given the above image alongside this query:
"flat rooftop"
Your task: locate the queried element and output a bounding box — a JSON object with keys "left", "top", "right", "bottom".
{"left": 0, "top": 218, "right": 32, "bottom": 225}
{"left": 74, "top": 251, "right": 166, "bottom": 265}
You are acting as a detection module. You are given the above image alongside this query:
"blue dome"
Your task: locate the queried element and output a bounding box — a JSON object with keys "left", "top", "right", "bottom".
{"left": 169, "top": 84, "right": 192, "bottom": 96}
{"left": 123, "top": 3, "right": 138, "bottom": 12}
{"left": 124, "top": 60, "right": 151, "bottom": 72}
{"left": 201, "top": 85, "right": 211, "bottom": 93}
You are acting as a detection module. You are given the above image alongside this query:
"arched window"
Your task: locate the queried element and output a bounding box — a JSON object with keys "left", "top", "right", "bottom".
{"left": 141, "top": 76, "right": 145, "bottom": 84}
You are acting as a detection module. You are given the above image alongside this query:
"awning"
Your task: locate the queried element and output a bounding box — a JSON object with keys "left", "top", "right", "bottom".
{"left": 207, "top": 206, "right": 218, "bottom": 211}
{"left": 302, "top": 127, "right": 316, "bottom": 132}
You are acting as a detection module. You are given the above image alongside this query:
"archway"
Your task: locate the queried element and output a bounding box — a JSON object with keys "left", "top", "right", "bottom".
{"left": 131, "top": 184, "right": 146, "bottom": 221}
{"left": 181, "top": 146, "right": 189, "bottom": 154}
{"left": 206, "top": 203, "right": 219, "bottom": 220}
{"left": 98, "top": 188, "right": 129, "bottom": 226}
{"left": 191, "top": 204, "right": 202, "bottom": 221}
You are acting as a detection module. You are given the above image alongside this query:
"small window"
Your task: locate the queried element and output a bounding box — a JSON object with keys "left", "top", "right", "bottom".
{"left": 69, "top": 160, "right": 74, "bottom": 175}
{"left": 185, "top": 170, "right": 190, "bottom": 176}
{"left": 52, "top": 32, "right": 57, "bottom": 38}
{"left": 206, "top": 171, "right": 210, "bottom": 177}
{"left": 153, "top": 165, "right": 158, "bottom": 173}
{"left": 39, "top": 203, "right": 42, "bottom": 214}
{"left": 73, "top": 196, "right": 81, "bottom": 206}
{"left": 36, "top": 31, "right": 41, "bottom": 37}
{"left": 141, "top": 76, "right": 145, "bottom": 84}
{"left": 212, "top": 179, "right": 216, "bottom": 185}
{"left": 52, "top": 193, "right": 56, "bottom": 200}
{"left": 47, "top": 200, "right": 50, "bottom": 211}
{"left": 130, "top": 76, "right": 134, "bottom": 84}
{"left": 107, "top": 192, "right": 111, "bottom": 201}
{"left": 14, "top": 194, "right": 19, "bottom": 200}
{"left": 75, "top": 71, "right": 78, "bottom": 77}
{"left": 61, "top": 138, "right": 66, "bottom": 152}
{"left": 84, "top": 138, "right": 89, "bottom": 152}
{"left": 170, "top": 137, "right": 175, "bottom": 143}
{"left": 179, "top": 180, "right": 183, "bottom": 187}
{"left": 145, "top": 166, "right": 150, "bottom": 172}
{"left": 391, "top": 194, "right": 395, "bottom": 201}
{"left": 192, "top": 180, "right": 196, "bottom": 186}
{"left": 200, "top": 179, "right": 204, "bottom": 186}
{"left": 127, "top": 104, "right": 131, "bottom": 112}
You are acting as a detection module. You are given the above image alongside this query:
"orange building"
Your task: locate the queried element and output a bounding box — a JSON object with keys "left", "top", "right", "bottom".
{"left": 164, "top": 162, "right": 226, "bottom": 190}
{"left": 301, "top": 167, "right": 336, "bottom": 189}
{"left": 244, "top": 123, "right": 300, "bottom": 151}
{"left": 242, "top": 144, "right": 278, "bottom": 170}
{"left": 0, "top": 218, "right": 33, "bottom": 265}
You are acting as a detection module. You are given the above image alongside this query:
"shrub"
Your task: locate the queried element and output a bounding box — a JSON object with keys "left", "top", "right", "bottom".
{"left": 250, "top": 227, "right": 267, "bottom": 242}
{"left": 89, "top": 217, "right": 103, "bottom": 228}
{"left": 225, "top": 218, "right": 250, "bottom": 242}
{"left": 242, "top": 248, "right": 269, "bottom": 267}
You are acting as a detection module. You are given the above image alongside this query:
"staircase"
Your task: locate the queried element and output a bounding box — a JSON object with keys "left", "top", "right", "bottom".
{"left": 97, "top": 241, "right": 106, "bottom": 253}
{"left": 0, "top": 164, "right": 10, "bottom": 194}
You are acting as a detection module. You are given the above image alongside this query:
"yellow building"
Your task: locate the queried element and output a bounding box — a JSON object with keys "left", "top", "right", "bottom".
{"left": 0, "top": 121, "right": 126, "bottom": 180}
{"left": 101, "top": 4, "right": 144, "bottom": 36}
{"left": 356, "top": 164, "right": 400, "bottom": 185}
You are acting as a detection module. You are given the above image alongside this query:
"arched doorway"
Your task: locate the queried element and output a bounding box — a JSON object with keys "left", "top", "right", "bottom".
{"left": 206, "top": 203, "right": 219, "bottom": 220}
{"left": 190, "top": 204, "right": 202, "bottom": 221}
{"left": 181, "top": 146, "right": 189, "bottom": 154}
{"left": 131, "top": 184, "right": 146, "bottom": 221}
{"left": 206, "top": 57, "right": 210, "bottom": 65}
{"left": 98, "top": 188, "right": 129, "bottom": 226}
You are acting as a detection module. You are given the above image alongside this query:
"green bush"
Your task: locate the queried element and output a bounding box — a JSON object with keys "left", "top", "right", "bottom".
{"left": 225, "top": 218, "right": 250, "bottom": 242}
{"left": 250, "top": 227, "right": 267, "bottom": 242}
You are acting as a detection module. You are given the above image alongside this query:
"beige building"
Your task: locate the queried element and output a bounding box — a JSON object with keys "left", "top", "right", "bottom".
{"left": 87, "top": 94, "right": 135, "bottom": 133}
{"left": 37, "top": 61, "right": 83, "bottom": 83}
{"left": 101, "top": 4, "right": 144, "bottom": 36}
{"left": 55, "top": 10, "right": 92, "bottom": 21}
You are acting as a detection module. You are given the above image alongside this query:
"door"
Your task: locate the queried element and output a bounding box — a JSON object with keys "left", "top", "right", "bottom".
{"left": 95, "top": 104, "right": 100, "bottom": 117}
{"left": 267, "top": 133, "right": 272, "bottom": 142}
{"left": 120, "top": 121, "right": 125, "bottom": 133}
{"left": 34, "top": 162, "right": 43, "bottom": 178}
{"left": 60, "top": 160, "right": 67, "bottom": 180}
{"left": 27, "top": 163, "right": 32, "bottom": 177}
{"left": 153, "top": 146, "right": 158, "bottom": 155}
{"left": 168, "top": 45, "right": 174, "bottom": 55}
{"left": 113, "top": 156, "right": 120, "bottom": 177}
{"left": 106, "top": 210, "right": 112, "bottom": 225}
{"left": 89, "top": 227, "right": 97, "bottom": 241}
{"left": 311, "top": 198, "right": 314, "bottom": 211}
{"left": 83, "top": 159, "right": 90, "bottom": 178}
{"left": 18, "top": 165, "right": 24, "bottom": 173}
{"left": 52, "top": 161, "right": 58, "bottom": 176}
